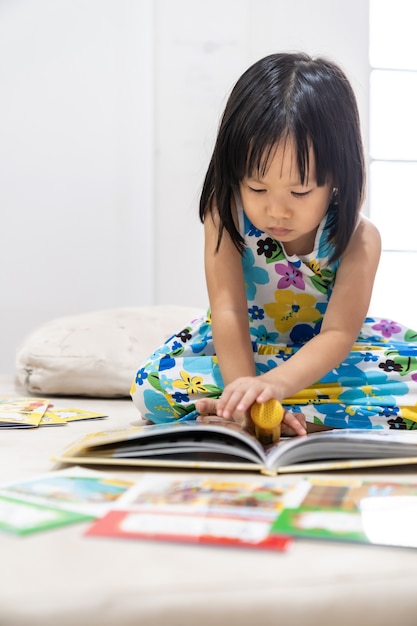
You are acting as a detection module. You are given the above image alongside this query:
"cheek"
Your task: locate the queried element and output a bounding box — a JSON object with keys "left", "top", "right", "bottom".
{"left": 323, "top": 186, "right": 334, "bottom": 206}
{"left": 240, "top": 190, "right": 257, "bottom": 213}
{"left": 309, "top": 193, "right": 331, "bottom": 218}
{"left": 242, "top": 196, "right": 262, "bottom": 219}
{"left": 241, "top": 199, "right": 265, "bottom": 230}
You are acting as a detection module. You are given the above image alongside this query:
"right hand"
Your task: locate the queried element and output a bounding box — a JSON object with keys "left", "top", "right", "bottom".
{"left": 195, "top": 398, "right": 307, "bottom": 436}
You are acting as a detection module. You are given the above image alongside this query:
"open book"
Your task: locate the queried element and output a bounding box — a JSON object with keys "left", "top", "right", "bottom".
{"left": 53, "top": 416, "right": 417, "bottom": 475}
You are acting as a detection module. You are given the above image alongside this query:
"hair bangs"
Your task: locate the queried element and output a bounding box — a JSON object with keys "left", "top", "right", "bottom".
{"left": 245, "top": 128, "right": 315, "bottom": 188}
{"left": 244, "top": 145, "right": 273, "bottom": 182}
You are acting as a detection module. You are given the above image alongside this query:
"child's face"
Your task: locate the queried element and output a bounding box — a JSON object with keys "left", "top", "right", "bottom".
{"left": 239, "top": 140, "right": 333, "bottom": 256}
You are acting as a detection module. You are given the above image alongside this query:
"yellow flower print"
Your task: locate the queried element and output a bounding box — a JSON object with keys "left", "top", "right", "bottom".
{"left": 163, "top": 393, "right": 176, "bottom": 408}
{"left": 402, "top": 407, "right": 417, "bottom": 423}
{"left": 173, "top": 370, "right": 207, "bottom": 394}
{"left": 264, "top": 290, "right": 321, "bottom": 333}
{"left": 361, "top": 385, "right": 375, "bottom": 398}
{"left": 307, "top": 260, "right": 323, "bottom": 277}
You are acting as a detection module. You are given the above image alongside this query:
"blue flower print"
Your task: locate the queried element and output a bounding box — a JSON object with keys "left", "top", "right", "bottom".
{"left": 150, "top": 343, "right": 172, "bottom": 360}
{"left": 244, "top": 213, "right": 263, "bottom": 237}
{"left": 191, "top": 337, "right": 212, "bottom": 354}
{"left": 183, "top": 356, "right": 216, "bottom": 374}
{"left": 242, "top": 248, "right": 269, "bottom": 301}
{"left": 276, "top": 348, "right": 294, "bottom": 362}
{"left": 143, "top": 389, "right": 175, "bottom": 423}
{"left": 172, "top": 391, "right": 190, "bottom": 403}
{"left": 289, "top": 323, "right": 317, "bottom": 344}
{"left": 189, "top": 320, "right": 213, "bottom": 354}
{"left": 198, "top": 320, "right": 212, "bottom": 336}
{"left": 159, "top": 374, "right": 174, "bottom": 392}
{"left": 248, "top": 305, "right": 265, "bottom": 322}
{"left": 143, "top": 389, "right": 196, "bottom": 423}
{"left": 135, "top": 367, "right": 148, "bottom": 386}
{"left": 256, "top": 359, "right": 278, "bottom": 375}
{"left": 212, "top": 362, "right": 224, "bottom": 388}
{"left": 315, "top": 301, "right": 328, "bottom": 316}
{"left": 315, "top": 403, "right": 375, "bottom": 429}
{"left": 321, "top": 356, "right": 368, "bottom": 385}
{"left": 171, "top": 340, "right": 183, "bottom": 352}
{"left": 316, "top": 227, "right": 331, "bottom": 259}
{"left": 338, "top": 376, "right": 409, "bottom": 407}
{"left": 379, "top": 406, "right": 400, "bottom": 418}
{"left": 316, "top": 219, "right": 340, "bottom": 273}
{"left": 250, "top": 324, "right": 279, "bottom": 343}
{"left": 361, "top": 351, "right": 379, "bottom": 363}
{"left": 159, "top": 354, "right": 176, "bottom": 372}
{"left": 311, "top": 404, "right": 352, "bottom": 428}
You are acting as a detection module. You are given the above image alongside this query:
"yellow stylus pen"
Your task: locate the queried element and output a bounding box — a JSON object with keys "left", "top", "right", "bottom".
{"left": 250, "top": 398, "right": 284, "bottom": 445}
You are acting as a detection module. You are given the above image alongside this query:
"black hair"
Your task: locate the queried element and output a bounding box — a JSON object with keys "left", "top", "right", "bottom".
{"left": 199, "top": 52, "right": 365, "bottom": 263}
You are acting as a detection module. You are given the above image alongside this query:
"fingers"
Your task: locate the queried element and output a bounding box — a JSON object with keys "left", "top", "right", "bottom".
{"left": 281, "top": 411, "right": 307, "bottom": 436}
{"left": 195, "top": 398, "right": 252, "bottom": 431}
{"left": 217, "top": 380, "right": 275, "bottom": 419}
{"left": 195, "top": 398, "right": 219, "bottom": 416}
{"left": 196, "top": 393, "right": 308, "bottom": 437}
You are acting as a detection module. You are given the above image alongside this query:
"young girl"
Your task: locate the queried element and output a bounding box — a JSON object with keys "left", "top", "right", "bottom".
{"left": 131, "top": 52, "right": 417, "bottom": 435}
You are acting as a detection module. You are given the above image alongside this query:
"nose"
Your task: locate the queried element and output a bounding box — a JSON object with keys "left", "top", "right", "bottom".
{"left": 266, "top": 198, "right": 291, "bottom": 220}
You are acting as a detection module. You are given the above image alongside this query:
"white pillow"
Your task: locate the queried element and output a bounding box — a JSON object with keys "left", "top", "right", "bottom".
{"left": 15, "top": 305, "right": 204, "bottom": 397}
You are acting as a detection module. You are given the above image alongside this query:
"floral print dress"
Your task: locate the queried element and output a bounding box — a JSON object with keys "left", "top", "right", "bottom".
{"left": 131, "top": 199, "right": 417, "bottom": 430}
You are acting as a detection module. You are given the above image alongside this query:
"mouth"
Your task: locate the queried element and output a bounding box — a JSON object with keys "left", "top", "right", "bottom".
{"left": 268, "top": 227, "right": 292, "bottom": 238}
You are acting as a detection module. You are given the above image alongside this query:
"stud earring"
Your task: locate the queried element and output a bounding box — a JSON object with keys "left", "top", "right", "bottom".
{"left": 332, "top": 187, "right": 339, "bottom": 205}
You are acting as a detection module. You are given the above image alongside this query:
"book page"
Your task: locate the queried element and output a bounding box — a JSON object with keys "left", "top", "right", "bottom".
{"left": 0, "top": 494, "right": 90, "bottom": 535}
{"left": 271, "top": 477, "right": 417, "bottom": 548}
{"left": 55, "top": 419, "right": 270, "bottom": 467}
{"left": 0, "top": 467, "right": 135, "bottom": 517}
{"left": 86, "top": 473, "right": 294, "bottom": 551}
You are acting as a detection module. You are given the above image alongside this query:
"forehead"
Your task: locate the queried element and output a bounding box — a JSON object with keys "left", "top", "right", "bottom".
{"left": 248, "top": 139, "right": 316, "bottom": 182}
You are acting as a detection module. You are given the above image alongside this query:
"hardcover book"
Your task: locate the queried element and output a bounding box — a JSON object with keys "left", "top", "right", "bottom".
{"left": 53, "top": 416, "right": 417, "bottom": 476}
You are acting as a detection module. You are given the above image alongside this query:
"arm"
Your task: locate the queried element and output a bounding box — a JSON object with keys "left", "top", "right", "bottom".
{"left": 203, "top": 205, "right": 255, "bottom": 385}
{"left": 199, "top": 202, "right": 307, "bottom": 434}
{"left": 217, "top": 216, "right": 381, "bottom": 427}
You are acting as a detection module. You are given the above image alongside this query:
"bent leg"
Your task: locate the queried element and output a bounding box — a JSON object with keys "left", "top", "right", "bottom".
{"left": 131, "top": 312, "right": 224, "bottom": 423}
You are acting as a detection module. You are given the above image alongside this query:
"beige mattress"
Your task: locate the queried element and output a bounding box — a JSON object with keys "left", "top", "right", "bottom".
{"left": 1, "top": 374, "right": 417, "bottom": 626}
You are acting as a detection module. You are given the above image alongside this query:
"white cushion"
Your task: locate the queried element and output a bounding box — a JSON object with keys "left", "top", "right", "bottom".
{"left": 15, "top": 305, "right": 204, "bottom": 397}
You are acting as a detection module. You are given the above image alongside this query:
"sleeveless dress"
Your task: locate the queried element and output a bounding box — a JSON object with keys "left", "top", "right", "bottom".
{"left": 131, "top": 199, "right": 417, "bottom": 430}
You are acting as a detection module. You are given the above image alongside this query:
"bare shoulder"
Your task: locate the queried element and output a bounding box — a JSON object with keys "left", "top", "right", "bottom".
{"left": 355, "top": 214, "right": 381, "bottom": 246}
{"left": 345, "top": 214, "right": 381, "bottom": 259}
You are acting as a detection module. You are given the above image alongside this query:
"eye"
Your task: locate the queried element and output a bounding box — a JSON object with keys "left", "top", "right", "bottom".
{"left": 291, "top": 190, "right": 312, "bottom": 198}
{"left": 248, "top": 186, "right": 266, "bottom": 194}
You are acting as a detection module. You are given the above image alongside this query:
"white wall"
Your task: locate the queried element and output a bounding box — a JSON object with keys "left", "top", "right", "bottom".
{"left": 0, "top": 0, "right": 370, "bottom": 374}
{"left": 0, "top": 0, "right": 154, "bottom": 374}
